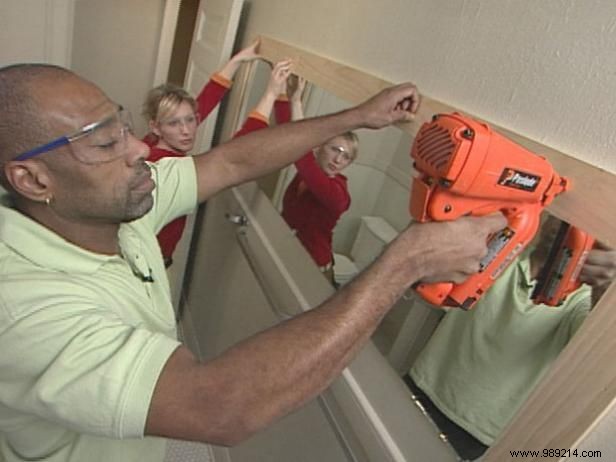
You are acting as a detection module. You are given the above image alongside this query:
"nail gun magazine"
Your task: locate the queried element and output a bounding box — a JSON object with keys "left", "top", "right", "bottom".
{"left": 531, "top": 222, "right": 594, "bottom": 306}
{"left": 409, "top": 112, "right": 569, "bottom": 309}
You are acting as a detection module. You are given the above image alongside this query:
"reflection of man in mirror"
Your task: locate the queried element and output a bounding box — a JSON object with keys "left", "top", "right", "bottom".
{"left": 234, "top": 62, "right": 358, "bottom": 285}
{"left": 142, "top": 40, "right": 260, "bottom": 267}
{"left": 407, "top": 214, "right": 616, "bottom": 460}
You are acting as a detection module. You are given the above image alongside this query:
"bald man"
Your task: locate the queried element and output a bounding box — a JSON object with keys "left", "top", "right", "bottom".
{"left": 0, "top": 63, "right": 505, "bottom": 462}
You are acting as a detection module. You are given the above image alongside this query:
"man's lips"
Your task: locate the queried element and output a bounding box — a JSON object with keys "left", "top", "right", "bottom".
{"left": 133, "top": 166, "right": 155, "bottom": 193}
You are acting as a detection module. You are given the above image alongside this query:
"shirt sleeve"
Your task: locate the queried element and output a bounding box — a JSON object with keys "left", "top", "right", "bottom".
{"left": 196, "top": 74, "right": 232, "bottom": 121}
{"left": 233, "top": 111, "right": 269, "bottom": 138}
{"left": 274, "top": 98, "right": 291, "bottom": 124}
{"left": 561, "top": 284, "right": 593, "bottom": 338}
{"left": 147, "top": 156, "right": 198, "bottom": 234}
{"left": 0, "top": 281, "right": 180, "bottom": 438}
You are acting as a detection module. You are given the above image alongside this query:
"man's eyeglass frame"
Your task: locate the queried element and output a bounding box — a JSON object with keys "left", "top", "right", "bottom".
{"left": 13, "top": 105, "right": 130, "bottom": 162}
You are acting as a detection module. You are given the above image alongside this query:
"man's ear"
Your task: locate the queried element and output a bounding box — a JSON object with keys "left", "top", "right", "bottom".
{"left": 4, "top": 160, "right": 53, "bottom": 202}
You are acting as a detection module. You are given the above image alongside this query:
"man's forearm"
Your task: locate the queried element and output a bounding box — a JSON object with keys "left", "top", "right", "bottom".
{"left": 146, "top": 213, "right": 504, "bottom": 444}
{"left": 146, "top": 223, "right": 426, "bottom": 445}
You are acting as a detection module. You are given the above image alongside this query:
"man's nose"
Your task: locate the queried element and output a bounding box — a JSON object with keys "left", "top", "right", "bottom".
{"left": 126, "top": 133, "right": 149, "bottom": 165}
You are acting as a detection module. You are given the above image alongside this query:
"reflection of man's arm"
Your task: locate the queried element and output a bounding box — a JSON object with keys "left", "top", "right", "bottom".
{"left": 580, "top": 242, "right": 616, "bottom": 306}
{"left": 543, "top": 243, "right": 615, "bottom": 337}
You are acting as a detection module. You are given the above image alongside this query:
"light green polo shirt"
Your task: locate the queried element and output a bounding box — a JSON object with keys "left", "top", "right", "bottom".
{"left": 0, "top": 157, "right": 197, "bottom": 462}
{"left": 410, "top": 254, "right": 591, "bottom": 445}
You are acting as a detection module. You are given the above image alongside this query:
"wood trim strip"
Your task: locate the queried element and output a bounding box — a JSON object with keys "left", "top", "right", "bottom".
{"left": 259, "top": 35, "right": 616, "bottom": 247}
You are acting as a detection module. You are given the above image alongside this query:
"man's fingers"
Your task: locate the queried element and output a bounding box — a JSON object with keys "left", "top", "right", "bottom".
{"left": 393, "top": 83, "right": 420, "bottom": 113}
{"left": 479, "top": 213, "right": 508, "bottom": 234}
{"left": 593, "top": 240, "right": 611, "bottom": 250}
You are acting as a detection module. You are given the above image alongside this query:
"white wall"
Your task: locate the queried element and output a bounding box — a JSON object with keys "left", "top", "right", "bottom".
{"left": 231, "top": 0, "right": 616, "bottom": 456}
{"left": 71, "top": 0, "right": 166, "bottom": 137}
{"left": 238, "top": 0, "right": 616, "bottom": 173}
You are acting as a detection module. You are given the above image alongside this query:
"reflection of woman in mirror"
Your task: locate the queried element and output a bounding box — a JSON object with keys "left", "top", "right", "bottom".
{"left": 142, "top": 41, "right": 259, "bottom": 267}
{"left": 406, "top": 215, "right": 616, "bottom": 460}
{"left": 281, "top": 76, "right": 359, "bottom": 285}
{"left": 234, "top": 62, "right": 359, "bottom": 285}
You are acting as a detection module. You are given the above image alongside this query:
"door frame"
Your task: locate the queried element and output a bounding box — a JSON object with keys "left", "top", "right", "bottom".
{"left": 151, "top": 0, "right": 182, "bottom": 87}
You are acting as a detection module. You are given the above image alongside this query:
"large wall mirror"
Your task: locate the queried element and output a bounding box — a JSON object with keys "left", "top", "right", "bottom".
{"left": 219, "top": 36, "right": 616, "bottom": 460}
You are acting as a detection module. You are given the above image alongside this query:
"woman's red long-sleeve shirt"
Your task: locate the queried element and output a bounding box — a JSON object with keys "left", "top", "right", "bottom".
{"left": 145, "top": 74, "right": 231, "bottom": 261}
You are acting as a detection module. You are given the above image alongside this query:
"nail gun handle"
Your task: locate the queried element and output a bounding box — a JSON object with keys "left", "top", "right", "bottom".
{"left": 413, "top": 205, "right": 542, "bottom": 310}
{"left": 414, "top": 281, "right": 454, "bottom": 306}
{"left": 446, "top": 206, "right": 542, "bottom": 309}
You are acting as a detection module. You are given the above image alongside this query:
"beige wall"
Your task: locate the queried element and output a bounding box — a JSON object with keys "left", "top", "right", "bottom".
{"left": 71, "top": 0, "right": 166, "bottom": 137}
{"left": 237, "top": 0, "right": 616, "bottom": 173}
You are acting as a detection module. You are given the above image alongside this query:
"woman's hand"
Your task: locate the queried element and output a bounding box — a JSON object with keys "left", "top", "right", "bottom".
{"left": 218, "top": 39, "right": 261, "bottom": 80}
{"left": 286, "top": 74, "right": 306, "bottom": 103}
{"left": 231, "top": 39, "right": 261, "bottom": 64}
{"left": 265, "top": 60, "right": 293, "bottom": 98}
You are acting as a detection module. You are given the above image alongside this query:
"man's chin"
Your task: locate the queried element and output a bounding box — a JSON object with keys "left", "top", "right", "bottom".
{"left": 122, "top": 195, "right": 154, "bottom": 223}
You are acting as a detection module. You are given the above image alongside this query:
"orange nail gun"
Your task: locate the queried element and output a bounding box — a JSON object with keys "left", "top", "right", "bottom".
{"left": 409, "top": 112, "right": 569, "bottom": 309}
{"left": 531, "top": 222, "right": 594, "bottom": 306}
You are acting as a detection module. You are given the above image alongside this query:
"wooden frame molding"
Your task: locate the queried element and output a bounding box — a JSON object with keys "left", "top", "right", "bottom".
{"left": 257, "top": 34, "right": 616, "bottom": 461}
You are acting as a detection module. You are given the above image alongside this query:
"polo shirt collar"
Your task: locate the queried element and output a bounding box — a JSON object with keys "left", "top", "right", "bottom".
{"left": 0, "top": 202, "right": 118, "bottom": 274}
{"left": 517, "top": 252, "right": 535, "bottom": 289}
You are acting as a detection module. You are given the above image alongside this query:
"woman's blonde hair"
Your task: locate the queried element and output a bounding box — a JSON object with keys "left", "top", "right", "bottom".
{"left": 142, "top": 83, "right": 197, "bottom": 123}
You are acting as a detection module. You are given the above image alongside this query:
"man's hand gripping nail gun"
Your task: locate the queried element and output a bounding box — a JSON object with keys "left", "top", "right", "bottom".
{"left": 409, "top": 112, "right": 569, "bottom": 310}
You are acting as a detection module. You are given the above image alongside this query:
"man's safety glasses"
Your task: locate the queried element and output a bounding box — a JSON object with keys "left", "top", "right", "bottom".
{"left": 13, "top": 106, "right": 134, "bottom": 165}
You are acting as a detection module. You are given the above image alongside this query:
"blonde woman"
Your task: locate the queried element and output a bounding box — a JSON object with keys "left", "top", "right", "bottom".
{"left": 143, "top": 41, "right": 259, "bottom": 266}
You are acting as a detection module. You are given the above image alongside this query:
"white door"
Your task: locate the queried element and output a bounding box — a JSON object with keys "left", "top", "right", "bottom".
{"left": 0, "top": 0, "right": 74, "bottom": 67}
{"left": 0, "top": 0, "right": 74, "bottom": 197}
{"left": 167, "top": 0, "right": 245, "bottom": 311}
